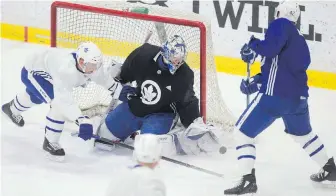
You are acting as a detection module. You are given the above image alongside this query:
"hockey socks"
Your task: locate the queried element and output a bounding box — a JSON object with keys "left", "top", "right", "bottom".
{"left": 289, "top": 131, "right": 329, "bottom": 168}
{"left": 224, "top": 130, "right": 258, "bottom": 195}
{"left": 290, "top": 131, "right": 336, "bottom": 187}
{"left": 45, "top": 109, "right": 65, "bottom": 144}
{"left": 44, "top": 108, "right": 65, "bottom": 161}
{"left": 234, "top": 130, "right": 256, "bottom": 175}
{"left": 10, "top": 92, "right": 35, "bottom": 115}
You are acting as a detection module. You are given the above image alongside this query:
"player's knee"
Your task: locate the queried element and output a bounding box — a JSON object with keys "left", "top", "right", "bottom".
{"left": 289, "top": 131, "right": 314, "bottom": 143}
{"left": 25, "top": 88, "right": 44, "bottom": 104}
{"left": 285, "top": 127, "right": 312, "bottom": 136}
{"left": 237, "top": 126, "right": 260, "bottom": 138}
{"left": 234, "top": 128, "right": 255, "bottom": 144}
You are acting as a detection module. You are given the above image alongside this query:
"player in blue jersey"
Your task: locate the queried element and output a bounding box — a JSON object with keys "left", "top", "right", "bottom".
{"left": 224, "top": 1, "right": 336, "bottom": 195}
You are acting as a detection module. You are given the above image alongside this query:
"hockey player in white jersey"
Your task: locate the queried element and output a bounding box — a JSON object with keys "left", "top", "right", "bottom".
{"left": 105, "top": 134, "right": 166, "bottom": 196}
{"left": 1, "top": 42, "right": 118, "bottom": 161}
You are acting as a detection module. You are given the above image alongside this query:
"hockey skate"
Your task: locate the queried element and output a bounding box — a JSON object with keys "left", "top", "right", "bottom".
{"left": 310, "top": 157, "right": 336, "bottom": 188}
{"left": 43, "top": 137, "right": 65, "bottom": 162}
{"left": 2, "top": 101, "right": 25, "bottom": 127}
{"left": 224, "top": 169, "right": 258, "bottom": 195}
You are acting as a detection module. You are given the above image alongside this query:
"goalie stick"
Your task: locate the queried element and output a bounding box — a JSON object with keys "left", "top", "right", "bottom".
{"left": 71, "top": 132, "right": 224, "bottom": 178}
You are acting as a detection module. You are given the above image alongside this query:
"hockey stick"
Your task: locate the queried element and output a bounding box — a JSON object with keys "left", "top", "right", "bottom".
{"left": 246, "top": 62, "right": 251, "bottom": 107}
{"left": 71, "top": 132, "right": 224, "bottom": 178}
{"left": 144, "top": 30, "right": 153, "bottom": 43}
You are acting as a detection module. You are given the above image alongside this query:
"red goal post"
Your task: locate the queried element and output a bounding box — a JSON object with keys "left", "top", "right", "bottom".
{"left": 50, "top": 1, "right": 235, "bottom": 131}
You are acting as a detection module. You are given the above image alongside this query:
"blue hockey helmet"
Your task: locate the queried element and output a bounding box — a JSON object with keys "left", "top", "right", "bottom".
{"left": 161, "top": 35, "right": 187, "bottom": 74}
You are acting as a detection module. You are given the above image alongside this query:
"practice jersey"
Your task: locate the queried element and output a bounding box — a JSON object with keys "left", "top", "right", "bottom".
{"left": 119, "top": 43, "right": 201, "bottom": 127}
{"left": 24, "top": 47, "right": 117, "bottom": 121}
{"left": 105, "top": 165, "right": 166, "bottom": 196}
{"left": 249, "top": 18, "right": 311, "bottom": 99}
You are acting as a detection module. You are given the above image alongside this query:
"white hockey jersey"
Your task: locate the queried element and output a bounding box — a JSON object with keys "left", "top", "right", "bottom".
{"left": 24, "top": 47, "right": 119, "bottom": 122}
{"left": 105, "top": 165, "right": 166, "bottom": 196}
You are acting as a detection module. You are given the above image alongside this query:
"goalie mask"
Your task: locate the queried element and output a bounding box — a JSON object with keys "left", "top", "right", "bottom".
{"left": 275, "top": 1, "right": 300, "bottom": 24}
{"left": 161, "top": 35, "right": 187, "bottom": 75}
{"left": 76, "top": 42, "right": 103, "bottom": 74}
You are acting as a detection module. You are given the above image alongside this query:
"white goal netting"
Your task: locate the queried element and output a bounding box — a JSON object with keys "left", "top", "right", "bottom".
{"left": 51, "top": 1, "right": 236, "bottom": 132}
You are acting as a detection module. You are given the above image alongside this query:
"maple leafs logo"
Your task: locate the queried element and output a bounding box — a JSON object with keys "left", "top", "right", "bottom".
{"left": 140, "top": 80, "right": 161, "bottom": 105}
{"left": 142, "top": 85, "right": 157, "bottom": 102}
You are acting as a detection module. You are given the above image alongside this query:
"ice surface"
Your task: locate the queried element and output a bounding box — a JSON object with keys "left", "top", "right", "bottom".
{"left": 1, "top": 39, "right": 336, "bottom": 196}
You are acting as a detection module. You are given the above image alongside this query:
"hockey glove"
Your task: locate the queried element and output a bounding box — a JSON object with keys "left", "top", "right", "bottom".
{"left": 77, "top": 116, "right": 93, "bottom": 141}
{"left": 247, "top": 35, "right": 260, "bottom": 46}
{"left": 240, "top": 74, "right": 261, "bottom": 95}
{"left": 119, "top": 85, "right": 137, "bottom": 102}
{"left": 240, "top": 44, "right": 258, "bottom": 64}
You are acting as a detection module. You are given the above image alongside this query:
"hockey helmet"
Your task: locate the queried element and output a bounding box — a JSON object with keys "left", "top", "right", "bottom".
{"left": 275, "top": 1, "right": 301, "bottom": 23}
{"left": 161, "top": 35, "right": 187, "bottom": 74}
{"left": 133, "top": 134, "right": 162, "bottom": 163}
{"left": 76, "top": 42, "right": 103, "bottom": 73}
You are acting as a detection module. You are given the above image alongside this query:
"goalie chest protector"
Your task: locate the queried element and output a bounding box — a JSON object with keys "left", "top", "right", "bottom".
{"left": 119, "top": 43, "right": 195, "bottom": 118}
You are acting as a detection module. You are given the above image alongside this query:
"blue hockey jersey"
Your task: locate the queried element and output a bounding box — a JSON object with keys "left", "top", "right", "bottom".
{"left": 249, "top": 18, "right": 311, "bottom": 99}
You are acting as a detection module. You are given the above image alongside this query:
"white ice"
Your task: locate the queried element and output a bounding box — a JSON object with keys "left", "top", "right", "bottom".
{"left": 1, "top": 39, "right": 336, "bottom": 196}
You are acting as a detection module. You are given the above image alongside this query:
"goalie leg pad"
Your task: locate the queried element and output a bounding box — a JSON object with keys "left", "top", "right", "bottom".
{"left": 91, "top": 119, "right": 120, "bottom": 152}
{"left": 175, "top": 131, "right": 202, "bottom": 155}
{"left": 156, "top": 134, "right": 181, "bottom": 156}
{"left": 148, "top": 132, "right": 204, "bottom": 156}
{"left": 194, "top": 131, "right": 222, "bottom": 153}
{"left": 97, "top": 121, "right": 120, "bottom": 141}
{"left": 184, "top": 117, "right": 223, "bottom": 154}
{"left": 156, "top": 132, "right": 202, "bottom": 156}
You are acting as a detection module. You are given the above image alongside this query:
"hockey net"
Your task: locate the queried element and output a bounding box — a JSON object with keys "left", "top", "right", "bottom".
{"left": 50, "top": 1, "right": 236, "bottom": 132}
